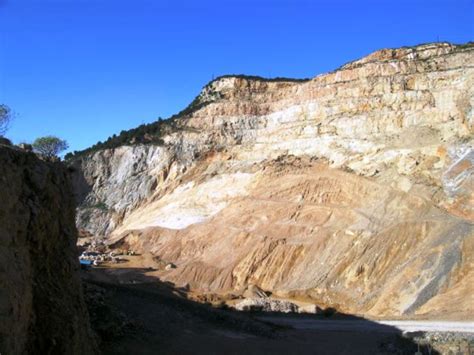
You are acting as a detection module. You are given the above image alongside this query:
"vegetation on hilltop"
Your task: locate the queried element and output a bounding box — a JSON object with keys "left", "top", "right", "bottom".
{"left": 65, "top": 74, "right": 310, "bottom": 161}
{"left": 207, "top": 74, "right": 310, "bottom": 84}
{"left": 64, "top": 108, "right": 195, "bottom": 161}
{"left": 64, "top": 93, "right": 210, "bottom": 160}
{"left": 65, "top": 118, "right": 174, "bottom": 160}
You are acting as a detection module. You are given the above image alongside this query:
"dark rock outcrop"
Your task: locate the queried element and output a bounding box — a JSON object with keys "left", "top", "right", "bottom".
{"left": 0, "top": 145, "right": 97, "bottom": 354}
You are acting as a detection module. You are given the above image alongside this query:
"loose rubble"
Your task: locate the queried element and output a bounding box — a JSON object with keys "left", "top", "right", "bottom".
{"left": 79, "top": 238, "right": 136, "bottom": 267}
{"left": 235, "top": 298, "right": 299, "bottom": 313}
{"left": 402, "top": 331, "right": 474, "bottom": 355}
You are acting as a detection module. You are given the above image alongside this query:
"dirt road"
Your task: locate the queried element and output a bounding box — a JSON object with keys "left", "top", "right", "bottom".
{"left": 259, "top": 317, "right": 474, "bottom": 333}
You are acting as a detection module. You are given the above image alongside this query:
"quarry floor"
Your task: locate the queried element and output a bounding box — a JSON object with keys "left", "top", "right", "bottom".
{"left": 86, "top": 252, "right": 474, "bottom": 321}
{"left": 80, "top": 256, "right": 474, "bottom": 354}
{"left": 82, "top": 272, "right": 413, "bottom": 355}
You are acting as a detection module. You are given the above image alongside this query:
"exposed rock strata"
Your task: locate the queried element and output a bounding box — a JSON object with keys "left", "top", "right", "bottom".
{"left": 0, "top": 145, "right": 96, "bottom": 354}
{"left": 72, "top": 42, "right": 474, "bottom": 318}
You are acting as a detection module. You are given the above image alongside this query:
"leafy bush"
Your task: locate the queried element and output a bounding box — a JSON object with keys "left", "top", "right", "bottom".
{"left": 32, "top": 136, "right": 69, "bottom": 158}
{"left": 0, "top": 104, "right": 12, "bottom": 136}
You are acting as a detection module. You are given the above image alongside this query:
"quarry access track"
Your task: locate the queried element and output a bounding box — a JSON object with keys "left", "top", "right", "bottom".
{"left": 258, "top": 317, "right": 474, "bottom": 334}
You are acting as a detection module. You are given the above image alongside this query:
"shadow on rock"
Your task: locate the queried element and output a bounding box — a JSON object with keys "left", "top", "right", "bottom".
{"left": 81, "top": 266, "right": 442, "bottom": 355}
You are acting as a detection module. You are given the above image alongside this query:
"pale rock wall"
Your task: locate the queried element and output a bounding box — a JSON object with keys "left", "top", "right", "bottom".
{"left": 72, "top": 42, "right": 474, "bottom": 318}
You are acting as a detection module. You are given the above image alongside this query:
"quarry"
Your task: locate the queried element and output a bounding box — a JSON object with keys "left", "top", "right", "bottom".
{"left": 1, "top": 42, "right": 473, "bottom": 354}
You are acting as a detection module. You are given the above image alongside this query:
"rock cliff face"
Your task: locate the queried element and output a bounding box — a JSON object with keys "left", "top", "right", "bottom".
{"left": 72, "top": 42, "right": 473, "bottom": 318}
{"left": 0, "top": 145, "right": 96, "bottom": 354}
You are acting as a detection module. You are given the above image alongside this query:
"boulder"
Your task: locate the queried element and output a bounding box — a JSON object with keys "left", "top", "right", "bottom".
{"left": 243, "top": 284, "right": 269, "bottom": 299}
{"left": 298, "top": 304, "right": 323, "bottom": 314}
{"left": 18, "top": 143, "right": 33, "bottom": 152}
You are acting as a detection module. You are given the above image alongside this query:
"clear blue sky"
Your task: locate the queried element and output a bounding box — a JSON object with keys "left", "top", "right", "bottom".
{"left": 1, "top": 0, "right": 473, "bottom": 153}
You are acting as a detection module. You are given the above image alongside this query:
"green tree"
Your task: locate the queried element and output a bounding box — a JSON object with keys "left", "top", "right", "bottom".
{"left": 32, "top": 136, "right": 69, "bottom": 159}
{"left": 0, "top": 105, "right": 12, "bottom": 136}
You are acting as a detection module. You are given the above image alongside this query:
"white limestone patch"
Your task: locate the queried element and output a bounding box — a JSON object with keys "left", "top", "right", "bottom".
{"left": 442, "top": 144, "right": 474, "bottom": 197}
{"left": 265, "top": 105, "right": 305, "bottom": 127}
{"left": 148, "top": 203, "right": 210, "bottom": 230}
{"left": 117, "top": 172, "right": 255, "bottom": 232}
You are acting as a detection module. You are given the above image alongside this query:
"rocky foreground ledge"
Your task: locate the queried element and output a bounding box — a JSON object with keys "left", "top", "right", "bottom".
{"left": 0, "top": 144, "right": 97, "bottom": 354}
